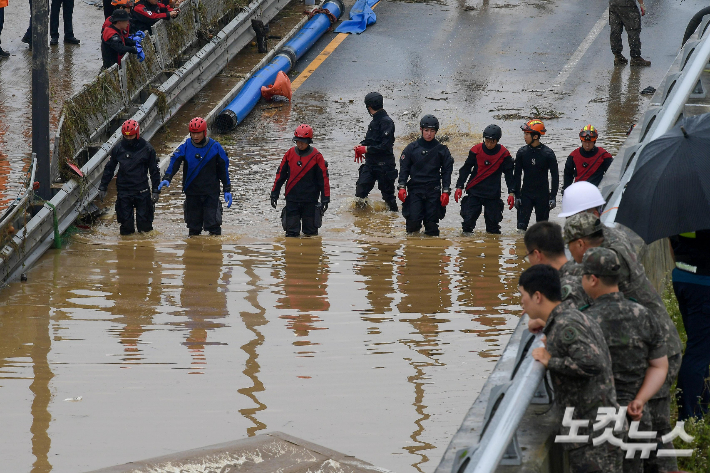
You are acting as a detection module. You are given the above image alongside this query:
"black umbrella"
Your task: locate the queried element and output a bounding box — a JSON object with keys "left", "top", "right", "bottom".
{"left": 616, "top": 112, "right": 710, "bottom": 244}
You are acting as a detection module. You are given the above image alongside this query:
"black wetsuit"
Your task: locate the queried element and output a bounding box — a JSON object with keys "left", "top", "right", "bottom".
{"left": 355, "top": 109, "right": 397, "bottom": 210}
{"left": 513, "top": 143, "right": 558, "bottom": 230}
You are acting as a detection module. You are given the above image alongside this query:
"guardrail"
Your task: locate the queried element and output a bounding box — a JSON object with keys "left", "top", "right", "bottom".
{"left": 0, "top": 0, "right": 299, "bottom": 286}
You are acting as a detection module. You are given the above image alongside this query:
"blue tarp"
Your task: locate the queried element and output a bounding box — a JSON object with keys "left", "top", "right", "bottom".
{"left": 334, "top": 0, "right": 377, "bottom": 34}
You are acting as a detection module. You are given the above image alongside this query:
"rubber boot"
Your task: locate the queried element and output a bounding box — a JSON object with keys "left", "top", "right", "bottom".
{"left": 630, "top": 56, "right": 651, "bottom": 67}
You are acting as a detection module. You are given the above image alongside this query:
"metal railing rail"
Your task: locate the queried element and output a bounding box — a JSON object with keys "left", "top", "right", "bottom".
{"left": 602, "top": 19, "right": 710, "bottom": 226}
{"left": 461, "top": 333, "right": 546, "bottom": 473}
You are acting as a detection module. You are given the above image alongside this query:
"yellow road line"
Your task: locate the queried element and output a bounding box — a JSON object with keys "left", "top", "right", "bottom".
{"left": 291, "top": 2, "right": 379, "bottom": 92}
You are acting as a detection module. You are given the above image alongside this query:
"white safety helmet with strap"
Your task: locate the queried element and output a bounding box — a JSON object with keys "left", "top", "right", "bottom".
{"left": 559, "top": 181, "right": 606, "bottom": 218}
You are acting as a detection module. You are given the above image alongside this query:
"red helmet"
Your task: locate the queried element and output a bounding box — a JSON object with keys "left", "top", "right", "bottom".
{"left": 122, "top": 119, "right": 139, "bottom": 139}
{"left": 521, "top": 119, "right": 546, "bottom": 136}
{"left": 293, "top": 124, "right": 313, "bottom": 141}
{"left": 189, "top": 117, "right": 207, "bottom": 134}
{"left": 579, "top": 124, "right": 598, "bottom": 142}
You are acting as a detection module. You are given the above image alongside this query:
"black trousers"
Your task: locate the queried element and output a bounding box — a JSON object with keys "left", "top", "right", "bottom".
{"left": 355, "top": 162, "right": 398, "bottom": 209}
{"left": 402, "top": 187, "right": 443, "bottom": 236}
{"left": 184, "top": 194, "right": 222, "bottom": 235}
{"left": 103, "top": 0, "right": 114, "bottom": 19}
{"left": 674, "top": 279, "right": 710, "bottom": 420}
{"left": 50, "top": 0, "right": 74, "bottom": 38}
{"left": 0, "top": 8, "right": 5, "bottom": 43}
{"left": 116, "top": 191, "right": 154, "bottom": 235}
{"left": 460, "top": 195, "right": 504, "bottom": 234}
{"left": 516, "top": 193, "right": 549, "bottom": 230}
{"left": 282, "top": 201, "right": 320, "bottom": 237}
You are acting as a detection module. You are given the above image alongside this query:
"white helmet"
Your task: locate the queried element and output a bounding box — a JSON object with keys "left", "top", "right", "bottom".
{"left": 558, "top": 181, "right": 606, "bottom": 218}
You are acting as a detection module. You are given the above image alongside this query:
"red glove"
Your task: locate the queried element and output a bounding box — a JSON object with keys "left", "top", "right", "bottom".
{"left": 398, "top": 188, "right": 407, "bottom": 202}
{"left": 354, "top": 145, "right": 367, "bottom": 156}
{"left": 440, "top": 193, "right": 449, "bottom": 207}
{"left": 454, "top": 188, "right": 463, "bottom": 203}
{"left": 354, "top": 153, "right": 364, "bottom": 163}
{"left": 507, "top": 194, "right": 515, "bottom": 210}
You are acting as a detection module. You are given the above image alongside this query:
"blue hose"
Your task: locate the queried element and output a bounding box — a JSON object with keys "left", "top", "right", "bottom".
{"left": 215, "top": 0, "right": 344, "bottom": 131}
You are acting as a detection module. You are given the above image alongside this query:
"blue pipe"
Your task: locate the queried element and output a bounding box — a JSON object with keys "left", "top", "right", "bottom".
{"left": 215, "top": 0, "right": 344, "bottom": 131}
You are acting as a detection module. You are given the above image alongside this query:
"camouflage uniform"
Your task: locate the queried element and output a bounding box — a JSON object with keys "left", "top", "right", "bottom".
{"left": 544, "top": 303, "right": 623, "bottom": 473}
{"left": 559, "top": 259, "right": 593, "bottom": 310}
{"left": 609, "top": 0, "right": 642, "bottom": 58}
{"left": 564, "top": 213, "right": 681, "bottom": 472}
{"left": 581, "top": 248, "right": 667, "bottom": 473}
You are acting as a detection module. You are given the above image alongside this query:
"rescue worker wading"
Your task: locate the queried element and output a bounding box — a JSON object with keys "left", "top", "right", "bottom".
{"left": 98, "top": 119, "right": 161, "bottom": 235}
{"left": 271, "top": 124, "right": 330, "bottom": 237}
{"left": 132, "top": 0, "right": 176, "bottom": 34}
{"left": 101, "top": 9, "right": 137, "bottom": 69}
{"left": 160, "top": 117, "right": 232, "bottom": 236}
{"left": 354, "top": 92, "right": 398, "bottom": 211}
{"left": 397, "top": 115, "right": 454, "bottom": 237}
{"left": 454, "top": 124, "right": 514, "bottom": 234}
{"left": 513, "top": 119, "right": 559, "bottom": 230}
{"left": 562, "top": 125, "right": 614, "bottom": 192}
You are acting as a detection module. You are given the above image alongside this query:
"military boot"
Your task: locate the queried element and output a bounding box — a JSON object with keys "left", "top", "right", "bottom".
{"left": 614, "top": 53, "right": 628, "bottom": 66}
{"left": 630, "top": 56, "right": 651, "bottom": 67}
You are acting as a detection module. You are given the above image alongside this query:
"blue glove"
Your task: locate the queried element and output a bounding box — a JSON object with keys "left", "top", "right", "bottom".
{"left": 136, "top": 44, "right": 145, "bottom": 63}
{"left": 224, "top": 192, "right": 232, "bottom": 208}
{"left": 128, "top": 34, "right": 143, "bottom": 46}
{"left": 158, "top": 180, "right": 170, "bottom": 191}
{"left": 133, "top": 30, "right": 145, "bottom": 39}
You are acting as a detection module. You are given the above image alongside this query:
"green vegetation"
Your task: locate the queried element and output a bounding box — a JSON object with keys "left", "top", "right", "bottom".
{"left": 664, "top": 284, "right": 710, "bottom": 472}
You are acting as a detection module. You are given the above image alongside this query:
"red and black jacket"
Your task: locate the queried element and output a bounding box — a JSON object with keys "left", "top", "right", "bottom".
{"left": 101, "top": 24, "right": 137, "bottom": 69}
{"left": 271, "top": 146, "right": 330, "bottom": 203}
{"left": 563, "top": 146, "right": 613, "bottom": 191}
{"left": 132, "top": 0, "right": 173, "bottom": 33}
{"left": 456, "top": 143, "right": 514, "bottom": 199}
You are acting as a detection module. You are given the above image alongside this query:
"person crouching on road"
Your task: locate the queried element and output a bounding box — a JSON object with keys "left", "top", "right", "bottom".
{"left": 353, "top": 92, "right": 398, "bottom": 212}
{"left": 101, "top": 9, "right": 137, "bottom": 69}
{"left": 159, "top": 117, "right": 232, "bottom": 236}
{"left": 454, "top": 124, "right": 514, "bottom": 234}
{"left": 397, "top": 114, "right": 454, "bottom": 236}
{"left": 522, "top": 264, "right": 623, "bottom": 473}
{"left": 98, "top": 119, "right": 161, "bottom": 235}
{"left": 131, "top": 0, "right": 177, "bottom": 34}
{"left": 562, "top": 125, "right": 614, "bottom": 193}
{"left": 271, "top": 124, "right": 331, "bottom": 237}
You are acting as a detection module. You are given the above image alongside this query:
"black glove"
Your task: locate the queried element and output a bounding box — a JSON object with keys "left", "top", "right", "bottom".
{"left": 549, "top": 199, "right": 556, "bottom": 210}
{"left": 152, "top": 192, "right": 160, "bottom": 204}
{"left": 271, "top": 196, "right": 277, "bottom": 209}
{"left": 514, "top": 198, "right": 522, "bottom": 210}
{"left": 321, "top": 202, "right": 328, "bottom": 216}
{"left": 98, "top": 189, "right": 107, "bottom": 201}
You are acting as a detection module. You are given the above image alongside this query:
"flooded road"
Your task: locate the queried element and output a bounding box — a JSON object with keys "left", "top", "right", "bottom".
{"left": 1, "top": 0, "right": 709, "bottom": 471}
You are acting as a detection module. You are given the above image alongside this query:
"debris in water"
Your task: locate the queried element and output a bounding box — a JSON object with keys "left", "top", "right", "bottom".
{"left": 64, "top": 396, "right": 83, "bottom": 402}
{"left": 640, "top": 86, "right": 656, "bottom": 95}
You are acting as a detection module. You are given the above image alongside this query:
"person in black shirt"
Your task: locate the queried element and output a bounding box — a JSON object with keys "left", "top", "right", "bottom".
{"left": 101, "top": 9, "right": 137, "bottom": 69}
{"left": 271, "top": 124, "right": 330, "bottom": 237}
{"left": 98, "top": 119, "right": 161, "bottom": 235}
{"left": 513, "top": 119, "right": 559, "bottom": 230}
{"left": 454, "top": 124, "right": 514, "bottom": 234}
{"left": 562, "top": 125, "right": 613, "bottom": 192}
{"left": 670, "top": 229, "right": 710, "bottom": 420}
{"left": 397, "top": 115, "right": 454, "bottom": 237}
{"left": 353, "top": 92, "right": 398, "bottom": 211}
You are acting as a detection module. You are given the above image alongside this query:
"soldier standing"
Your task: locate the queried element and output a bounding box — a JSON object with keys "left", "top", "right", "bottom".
{"left": 581, "top": 248, "right": 668, "bottom": 473}
{"left": 353, "top": 92, "right": 398, "bottom": 211}
{"left": 454, "top": 124, "right": 514, "bottom": 234}
{"left": 564, "top": 212, "right": 681, "bottom": 472}
{"left": 521, "top": 264, "right": 622, "bottom": 473}
{"left": 397, "top": 115, "right": 454, "bottom": 237}
{"left": 610, "top": 0, "right": 651, "bottom": 66}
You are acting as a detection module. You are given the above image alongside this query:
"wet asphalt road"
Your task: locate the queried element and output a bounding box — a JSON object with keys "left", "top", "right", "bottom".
{"left": 1, "top": 0, "right": 709, "bottom": 472}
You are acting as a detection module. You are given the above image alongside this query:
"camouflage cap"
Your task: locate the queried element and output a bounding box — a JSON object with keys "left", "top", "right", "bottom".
{"left": 582, "top": 247, "right": 621, "bottom": 276}
{"left": 563, "top": 212, "right": 603, "bottom": 243}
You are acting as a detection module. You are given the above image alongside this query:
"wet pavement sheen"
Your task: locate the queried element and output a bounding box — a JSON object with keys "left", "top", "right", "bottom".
{"left": 1, "top": 0, "right": 709, "bottom": 471}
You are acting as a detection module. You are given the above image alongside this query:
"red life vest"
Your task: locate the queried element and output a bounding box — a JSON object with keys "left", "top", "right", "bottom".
{"left": 571, "top": 146, "right": 611, "bottom": 182}
{"left": 273, "top": 147, "right": 329, "bottom": 197}
{"left": 102, "top": 25, "right": 128, "bottom": 65}
{"left": 466, "top": 143, "right": 510, "bottom": 190}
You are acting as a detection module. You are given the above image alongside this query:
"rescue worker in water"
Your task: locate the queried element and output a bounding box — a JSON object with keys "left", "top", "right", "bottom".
{"left": 397, "top": 114, "right": 454, "bottom": 236}
{"left": 271, "top": 124, "right": 331, "bottom": 237}
{"left": 562, "top": 125, "right": 614, "bottom": 192}
{"left": 159, "top": 117, "right": 232, "bottom": 236}
{"left": 98, "top": 119, "right": 161, "bottom": 235}
{"left": 454, "top": 124, "right": 515, "bottom": 234}
{"left": 353, "top": 92, "right": 398, "bottom": 211}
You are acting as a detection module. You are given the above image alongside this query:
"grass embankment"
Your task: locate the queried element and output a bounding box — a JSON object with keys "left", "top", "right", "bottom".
{"left": 663, "top": 285, "right": 710, "bottom": 472}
